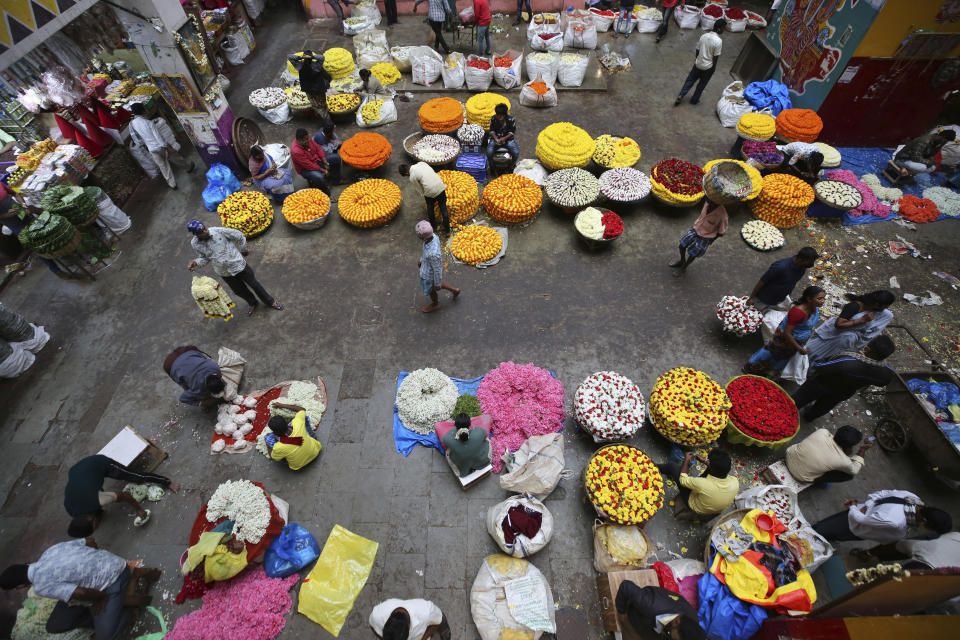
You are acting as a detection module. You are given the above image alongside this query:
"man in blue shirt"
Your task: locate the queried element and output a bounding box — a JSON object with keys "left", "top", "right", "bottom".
{"left": 163, "top": 346, "right": 224, "bottom": 409}
{"left": 747, "top": 247, "right": 818, "bottom": 313}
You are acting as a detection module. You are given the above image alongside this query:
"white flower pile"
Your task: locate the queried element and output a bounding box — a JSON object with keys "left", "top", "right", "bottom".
{"left": 413, "top": 135, "right": 460, "bottom": 164}
{"left": 205, "top": 479, "right": 271, "bottom": 544}
{"left": 860, "top": 174, "right": 902, "bottom": 203}
{"left": 599, "top": 167, "right": 651, "bottom": 202}
{"left": 396, "top": 368, "right": 459, "bottom": 435}
{"left": 248, "top": 87, "right": 287, "bottom": 109}
{"left": 545, "top": 168, "right": 599, "bottom": 207}
{"left": 814, "top": 180, "right": 862, "bottom": 210}
{"left": 922, "top": 186, "right": 960, "bottom": 217}
{"left": 740, "top": 220, "right": 784, "bottom": 250}
{"left": 214, "top": 396, "right": 259, "bottom": 447}
{"left": 269, "top": 381, "right": 327, "bottom": 424}
{"left": 717, "top": 295, "right": 764, "bottom": 337}
{"left": 574, "top": 207, "right": 605, "bottom": 240}
{"left": 574, "top": 372, "right": 646, "bottom": 442}
{"left": 457, "top": 124, "right": 484, "bottom": 145}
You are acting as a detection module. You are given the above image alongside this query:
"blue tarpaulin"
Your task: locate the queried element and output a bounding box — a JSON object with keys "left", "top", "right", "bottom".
{"left": 744, "top": 80, "right": 792, "bottom": 116}
{"left": 392, "top": 373, "right": 485, "bottom": 456}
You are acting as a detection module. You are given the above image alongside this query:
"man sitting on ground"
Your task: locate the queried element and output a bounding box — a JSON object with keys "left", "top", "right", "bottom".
{"left": 784, "top": 425, "right": 871, "bottom": 485}
{"left": 441, "top": 413, "right": 491, "bottom": 477}
{"left": 163, "top": 345, "right": 225, "bottom": 410}
{"left": 265, "top": 406, "right": 321, "bottom": 470}
{"left": 486, "top": 103, "right": 519, "bottom": 168}
{"left": 291, "top": 128, "right": 331, "bottom": 195}
{"left": 895, "top": 129, "right": 956, "bottom": 175}
{"left": 616, "top": 581, "right": 706, "bottom": 640}
{"left": 658, "top": 450, "right": 738, "bottom": 520}
{"left": 369, "top": 597, "right": 449, "bottom": 639}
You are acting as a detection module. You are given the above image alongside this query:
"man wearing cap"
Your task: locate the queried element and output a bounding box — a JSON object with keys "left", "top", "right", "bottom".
{"left": 416, "top": 221, "right": 460, "bottom": 314}
{"left": 186, "top": 220, "right": 283, "bottom": 316}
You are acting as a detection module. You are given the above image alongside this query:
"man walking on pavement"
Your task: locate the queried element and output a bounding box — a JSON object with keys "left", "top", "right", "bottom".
{"left": 128, "top": 103, "right": 194, "bottom": 189}
{"left": 655, "top": 0, "right": 681, "bottom": 43}
{"left": 416, "top": 221, "right": 459, "bottom": 314}
{"left": 675, "top": 19, "right": 726, "bottom": 106}
{"left": 186, "top": 220, "right": 284, "bottom": 316}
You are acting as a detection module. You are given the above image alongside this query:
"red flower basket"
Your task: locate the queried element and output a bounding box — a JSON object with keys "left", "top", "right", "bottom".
{"left": 724, "top": 375, "right": 799, "bottom": 448}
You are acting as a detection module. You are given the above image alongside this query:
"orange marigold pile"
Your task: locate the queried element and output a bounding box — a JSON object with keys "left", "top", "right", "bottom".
{"left": 775, "top": 109, "right": 823, "bottom": 143}
{"left": 748, "top": 174, "right": 815, "bottom": 228}
{"left": 481, "top": 174, "right": 542, "bottom": 223}
{"left": 338, "top": 179, "right": 402, "bottom": 228}
{"left": 418, "top": 97, "right": 464, "bottom": 133}
{"left": 340, "top": 132, "right": 392, "bottom": 170}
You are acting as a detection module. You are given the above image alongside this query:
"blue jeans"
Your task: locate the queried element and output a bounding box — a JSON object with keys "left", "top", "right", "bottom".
{"left": 486, "top": 139, "right": 519, "bottom": 164}
{"left": 301, "top": 170, "right": 331, "bottom": 195}
{"left": 477, "top": 25, "right": 491, "bottom": 54}
{"left": 657, "top": 5, "right": 675, "bottom": 37}
{"left": 517, "top": 0, "right": 532, "bottom": 19}
{"left": 94, "top": 566, "right": 131, "bottom": 640}
{"left": 616, "top": 8, "right": 632, "bottom": 34}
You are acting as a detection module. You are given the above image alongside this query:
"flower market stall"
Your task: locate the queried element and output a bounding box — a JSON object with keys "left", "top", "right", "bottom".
{"left": 281, "top": 189, "right": 331, "bottom": 229}
{"left": 340, "top": 131, "right": 392, "bottom": 171}
{"left": 574, "top": 207, "right": 623, "bottom": 248}
{"left": 465, "top": 93, "right": 511, "bottom": 129}
{"left": 218, "top": 191, "right": 274, "bottom": 237}
{"left": 574, "top": 372, "right": 646, "bottom": 442}
{"left": 725, "top": 375, "right": 799, "bottom": 448}
{"left": 592, "top": 135, "right": 641, "bottom": 169}
{"left": 599, "top": 168, "right": 651, "bottom": 204}
{"left": 544, "top": 167, "right": 599, "bottom": 212}
{"left": 481, "top": 174, "right": 543, "bottom": 223}
{"left": 451, "top": 225, "right": 504, "bottom": 266}
{"left": 585, "top": 444, "right": 664, "bottom": 524}
{"left": 419, "top": 97, "right": 465, "bottom": 133}
{"left": 535, "top": 122, "right": 595, "bottom": 170}
{"left": 748, "top": 174, "right": 815, "bottom": 228}
{"left": 649, "top": 367, "right": 731, "bottom": 447}
{"left": 338, "top": 179, "right": 401, "bottom": 228}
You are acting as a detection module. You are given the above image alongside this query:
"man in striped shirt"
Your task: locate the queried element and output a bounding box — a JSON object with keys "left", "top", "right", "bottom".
{"left": 414, "top": 0, "right": 453, "bottom": 54}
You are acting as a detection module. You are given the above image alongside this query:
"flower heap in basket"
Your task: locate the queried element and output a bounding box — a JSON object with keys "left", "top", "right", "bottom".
{"left": 396, "top": 368, "right": 459, "bottom": 435}
{"left": 814, "top": 180, "right": 862, "bottom": 210}
{"left": 576, "top": 208, "right": 622, "bottom": 240}
{"left": 419, "top": 97, "right": 465, "bottom": 133}
{"left": 749, "top": 174, "right": 814, "bottom": 228}
{"left": 536, "top": 122, "right": 595, "bottom": 170}
{"left": 340, "top": 131, "right": 391, "bottom": 169}
{"left": 370, "top": 62, "right": 401, "bottom": 85}
{"left": 716, "top": 295, "right": 763, "bottom": 337}
{"left": 649, "top": 367, "right": 731, "bottom": 446}
{"left": 737, "top": 112, "right": 776, "bottom": 141}
{"left": 599, "top": 168, "right": 651, "bottom": 202}
{"left": 575, "top": 372, "right": 646, "bottom": 442}
{"left": 284, "top": 86, "right": 311, "bottom": 110}
{"left": 585, "top": 445, "right": 664, "bottom": 524}
{"left": 741, "top": 220, "right": 784, "bottom": 250}
{"left": 361, "top": 99, "right": 385, "bottom": 124}
{"left": 436, "top": 170, "right": 479, "bottom": 222}
{"left": 339, "top": 179, "right": 402, "bottom": 228}
{"left": 465, "top": 93, "right": 510, "bottom": 129}
{"left": 413, "top": 135, "right": 460, "bottom": 164}
{"left": 775, "top": 108, "right": 823, "bottom": 143}
{"left": 742, "top": 140, "right": 783, "bottom": 166}
{"left": 217, "top": 191, "right": 273, "bottom": 237}
{"left": 451, "top": 225, "right": 503, "bottom": 265}
{"left": 650, "top": 158, "right": 704, "bottom": 205}
{"left": 248, "top": 87, "right": 286, "bottom": 110}
{"left": 726, "top": 375, "right": 799, "bottom": 446}
{"left": 322, "top": 48, "right": 355, "bottom": 79}
{"left": 481, "top": 174, "right": 542, "bottom": 223}
{"left": 544, "top": 168, "right": 599, "bottom": 208}
{"left": 327, "top": 93, "right": 361, "bottom": 113}
{"left": 282, "top": 189, "right": 330, "bottom": 224}
{"left": 703, "top": 159, "right": 762, "bottom": 200}
{"left": 457, "top": 123, "right": 485, "bottom": 145}
{"left": 468, "top": 58, "right": 492, "bottom": 70}
{"left": 593, "top": 135, "right": 641, "bottom": 168}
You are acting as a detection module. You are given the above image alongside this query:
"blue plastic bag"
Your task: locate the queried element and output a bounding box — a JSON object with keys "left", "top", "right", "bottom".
{"left": 744, "top": 80, "right": 792, "bottom": 116}
{"left": 698, "top": 572, "right": 767, "bottom": 640}
{"left": 264, "top": 523, "right": 321, "bottom": 578}
{"left": 201, "top": 163, "right": 241, "bottom": 212}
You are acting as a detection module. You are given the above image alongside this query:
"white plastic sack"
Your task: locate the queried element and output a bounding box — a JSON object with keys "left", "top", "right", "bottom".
{"left": 499, "top": 432, "right": 565, "bottom": 498}
{"left": 352, "top": 0, "right": 381, "bottom": 26}
{"left": 526, "top": 53, "right": 560, "bottom": 87}
{"left": 13, "top": 324, "right": 49, "bottom": 353}
{"left": 222, "top": 35, "right": 248, "bottom": 66}
{"left": 735, "top": 485, "right": 799, "bottom": 524}
{"left": 356, "top": 96, "right": 398, "bottom": 127}
{"left": 674, "top": 4, "right": 700, "bottom": 29}
{"left": 589, "top": 8, "right": 615, "bottom": 32}
{"left": 465, "top": 55, "right": 494, "bottom": 91}
{"left": 635, "top": 17, "right": 662, "bottom": 33}
{"left": 94, "top": 193, "right": 131, "bottom": 234}
{"left": 217, "top": 346, "right": 246, "bottom": 401}
{"left": 343, "top": 16, "right": 373, "bottom": 36}
{"left": 354, "top": 29, "right": 391, "bottom": 68}
{"left": 412, "top": 48, "right": 444, "bottom": 86}
{"left": 728, "top": 18, "right": 748, "bottom": 32}
{"left": 262, "top": 143, "right": 292, "bottom": 170}
{"left": 701, "top": 6, "right": 721, "bottom": 30}
{"left": 459, "top": 6, "right": 475, "bottom": 22}
{"left": 391, "top": 46, "right": 415, "bottom": 72}
{"left": 0, "top": 341, "right": 35, "bottom": 378}
{"left": 512, "top": 159, "right": 549, "bottom": 186}
{"left": 258, "top": 101, "right": 291, "bottom": 124}
{"left": 563, "top": 13, "right": 598, "bottom": 49}
{"left": 441, "top": 52, "right": 465, "bottom": 89}
{"left": 716, "top": 81, "right": 752, "bottom": 128}
{"left": 527, "top": 13, "right": 562, "bottom": 39}
{"left": 530, "top": 28, "right": 564, "bottom": 52}
{"left": 470, "top": 555, "right": 556, "bottom": 640}
{"left": 761, "top": 309, "right": 786, "bottom": 343}
{"left": 558, "top": 53, "right": 589, "bottom": 87}
{"left": 493, "top": 50, "right": 523, "bottom": 90}
{"left": 519, "top": 76, "right": 558, "bottom": 108}
{"left": 781, "top": 353, "right": 809, "bottom": 385}
{"left": 486, "top": 495, "right": 553, "bottom": 558}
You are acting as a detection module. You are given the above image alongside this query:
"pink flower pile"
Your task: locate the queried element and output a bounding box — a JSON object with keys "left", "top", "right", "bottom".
{"left": 824, "top": 169, "right": 892, "bottom": 218}
{"left": 166, "top": 567, "right": 299, "bottom": 640}
{"left": 477, "top": 362, "right": 565, "bottom": 472}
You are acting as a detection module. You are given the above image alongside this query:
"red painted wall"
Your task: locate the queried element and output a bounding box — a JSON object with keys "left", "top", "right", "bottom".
{"left": 304, "top": 0, "right": 580, "bottom": 19}
{"left": 817, "top": 57, "right": 960, "bottom": 147}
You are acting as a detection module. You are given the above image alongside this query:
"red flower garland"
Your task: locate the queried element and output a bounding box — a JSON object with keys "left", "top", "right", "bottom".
{"left": 652, "top": 159, "right": 705, "bottom": 195}
{"left": 726, "top": 376, "right": 798, "bottom": 442}
{"left": 897, "top": 194, "right": 940, "bottom": 223}
{"left": 468, "top": 58, "right": 491, "bottom": 70}
{"left": 601, "top": 211, "right": 623, "bottom": 239}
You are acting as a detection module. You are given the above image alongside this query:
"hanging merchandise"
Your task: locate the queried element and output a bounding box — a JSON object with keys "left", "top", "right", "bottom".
{"left": 77, "top": 109, "right": 114, "bottom": 148}
{"left": 71, "top": 128, "right": 104, "bottom": 158}
{"left": 54, "top": 114, "right": 78, "bottom": 141}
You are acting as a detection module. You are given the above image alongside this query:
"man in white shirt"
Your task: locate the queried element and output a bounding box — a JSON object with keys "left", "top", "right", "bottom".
{"left": 400, "top": 163, "right": 450, "bottom": 232}
{"left": 128, "top": 103, "right": 195, "bottom": 189}
{"left": 675, "top": 19, "right": 726, "bottom": 106}
{"left": 369, "top": 597, "right": 449, "bottom": 639}
{"left": 812, "top": 490, "right": 953, "bottom": 543}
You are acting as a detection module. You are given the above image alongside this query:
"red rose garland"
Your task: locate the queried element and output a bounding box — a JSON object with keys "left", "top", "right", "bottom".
{"left": 601, "top": 211, "right": 623, "bottom": 239}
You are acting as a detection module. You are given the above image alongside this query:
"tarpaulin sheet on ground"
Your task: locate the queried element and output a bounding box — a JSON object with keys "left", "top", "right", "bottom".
{"left": 393, "top": 373, "right": 485, "bottom": 455}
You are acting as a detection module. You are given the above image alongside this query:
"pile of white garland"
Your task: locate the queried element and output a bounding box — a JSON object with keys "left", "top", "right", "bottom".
{"left": 396, "top": 368, "right": 459, "bottom": 434}
{"left": 206, "top": 479, "right": 271, "bottom": 544}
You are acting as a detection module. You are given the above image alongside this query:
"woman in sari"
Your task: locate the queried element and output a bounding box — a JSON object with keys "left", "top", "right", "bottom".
{"left": 249, "top": 145, "right": 294, "bottom": 203}
{"left": 744, "top": 286, "right": 825, "bottom": 377}
{"left": 805, "top": 290, "right": 896, "bottom": 362}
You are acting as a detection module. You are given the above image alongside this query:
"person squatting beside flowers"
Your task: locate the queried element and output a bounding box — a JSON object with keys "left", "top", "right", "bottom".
{"left": 264, "top": 408, "right": 322, "bottom": 471}
{"left": 743, "top": 286, "right": 825, "bottom": 377}
{"left": 415, "top": 221, "right": 460, "bottom": 314}
{"left": 291, "top": 128, "right": 332, "bottom": 196}
{"left": 674, "top": 19, "right": 725, "bottom": 106}
{"left": 785, "top": 425, "right": 873, "bottom": 486}
{"left": 401, "top": 162, "right": 451, "bottom": 233}
{"left": 656, "top": 449, "right": 738, "bottom": 521}
{"left": 670, "top": 200, "right": 728, "bottom": 272}
{"left": 487, "top": 103, "right": 520, "bottom": 170}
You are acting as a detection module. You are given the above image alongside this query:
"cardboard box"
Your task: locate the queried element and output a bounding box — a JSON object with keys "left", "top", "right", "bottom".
{"left": 596, "top": 569, "right": 658, "bottom": 635}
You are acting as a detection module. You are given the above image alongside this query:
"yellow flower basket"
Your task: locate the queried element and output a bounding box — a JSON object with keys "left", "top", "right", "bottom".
{"left": 536, "top": 122, "right": 595, "bottom": 170}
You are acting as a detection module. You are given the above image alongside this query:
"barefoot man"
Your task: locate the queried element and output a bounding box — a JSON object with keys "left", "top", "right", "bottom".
{"left": 416, "top": 221, "right": 459, "bottom": 313}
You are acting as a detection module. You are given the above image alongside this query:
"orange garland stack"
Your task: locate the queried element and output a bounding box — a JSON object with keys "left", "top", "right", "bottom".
{"left": 775, "top": 109, "right": 823, "bottom": 143}
{"left": 340, "top": 132, "right": 392, "bottom": 170}
{"left": 418, "top": 97, "right": 464, "bottom": 133}
{"left": 338, "top": 179, "right": 402, "bottom": 228}
{"left": 481, "top": 174, "right": 542, "bottom": 223}
{"left": 435, "top": 170, "right": 480, "bottom": 223}
{"left": 748, "top": 174, "right": 815, "bottom": 228}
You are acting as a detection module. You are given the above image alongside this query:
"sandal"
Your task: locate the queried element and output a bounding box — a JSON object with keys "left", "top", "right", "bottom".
{"left": 271, "top": 301, "right": 284, "bottom": 311}
{"left": 246, "top": 305, "right": 257, "bottom": 316}
{"left": 133, "top": 510, "right": 151, "bottom": 527}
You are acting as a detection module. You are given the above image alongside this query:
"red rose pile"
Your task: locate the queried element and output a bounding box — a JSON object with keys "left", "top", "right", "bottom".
{"left": 601, "top": 211, "right": 623, "bottom": 239}
{"left": 725, "top": 7, "right": 747, "bottom": 19}
{"left": 468, "top": 58, "right": 491, "bottom": 70}
{"left": 704, "top": 4, "right": 724, "bottom": 17}
{"left": 726, "top": 375, "right": 799, "bottom": 443}
{"left": 494, "top": 56, "right": 514, "bottom": 68}
{"left": 652, "top": 159, "right": 704, "bottom": 195}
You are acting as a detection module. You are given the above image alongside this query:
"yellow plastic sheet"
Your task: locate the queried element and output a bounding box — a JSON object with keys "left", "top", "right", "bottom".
{"left": 297, "top": 525, "right": 379, "bottom": 636}
{"left": 204, "top": 545, "right": 248, "bottom": 583}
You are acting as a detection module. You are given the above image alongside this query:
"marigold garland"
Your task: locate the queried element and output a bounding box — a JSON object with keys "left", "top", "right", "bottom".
{"left": 465, "top": 93, "right": 511, "bottom": 129}
{"left": 736, "top": 112, "right": 776, "bottom": 140}
{"left": 748, "top": 173, "right": 814, "bottom": 228}
{"left": 593, "top": 135, "right": 642, "bottom": 168}
{"left": 419, "top": 97, "right": 465, "bottom": 132}
{"left": 703, "top": 158, "right": 763, "bottom": 200}
{"left": 536, "top": 122, "right": 595, "bottom": 170}
{"left": 775, "top": 108, "right": 823, "bottom": 143}
{"left": 217, "top": 191, "right": 274, "bottom": 237}
{"left": 338, "top": 179, "right": 402, "bottom": 228}
{"left": 586, "top": 445, "right": 663, "bottom": 524}
{"left": 649, "top": 367, "right": 731, "bottom": 446}
{"left": 327, "top": 93, "right": 361, "bottom": 113}
{"left": 436, "top": 170, "right": 480, "bottom": 222}
{"left": 339, "top": 131, "right": 392, "bottom": 169}
{"left": 451, "top": 225, "right": 503, "bottom": 264}
{"left": 897, "top": 194, "right": 940, "bottom": 223}
{"left": 281, "top": 189, "right": 331, "bottom": 224}
{"left": 481, "top": 174, "right": 543, "bottom": 223}
{"left": 322, "top": 47, "right": 355, "bottom": 79}
{"left": 369, "top": 62, "right": 401, "bottom": 85}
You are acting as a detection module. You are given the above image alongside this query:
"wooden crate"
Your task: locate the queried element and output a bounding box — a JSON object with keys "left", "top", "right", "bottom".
{"left": 596, "top": 569, "right": 658, "bottom": 635}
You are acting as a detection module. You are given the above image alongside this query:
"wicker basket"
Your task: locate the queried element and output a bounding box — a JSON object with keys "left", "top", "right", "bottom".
{"left": 402, "top": 132, "right": 425, "bottom": 160}
{"left": 703, "top": 162, "right": 753, "bottom": 205}
{"left": 35, "top": 229, "right": 82, "bottom": 259}
{"left": 813, "top": 180, "right": 863, "bottom": 211}
{"left": 741, "top": 149, "right": 783, "bottom": 170}
{"left": 723, "top": 375, "right": 799, "bottom": 449}
{"left": 704, "top": 508, "right": 752, "bottom": 566}
{"left": 291, "top": 213, "right": 330, "bottom": 230}
{"left": 584, "top": 444, "right": 664, "bottom": 525}
{"left": 652, "top": 191, "right": 703, "bottom": 208}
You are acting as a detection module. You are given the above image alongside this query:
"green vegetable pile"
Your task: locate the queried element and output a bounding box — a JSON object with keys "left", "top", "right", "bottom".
{"left": 451, "top": 393, "right": 482, "bottom": 418}
{"left": 17, "top": 212, "right": 77, "bottom": 255}
{"left": 41, "top": 185, "right": 98, "bottom": 226}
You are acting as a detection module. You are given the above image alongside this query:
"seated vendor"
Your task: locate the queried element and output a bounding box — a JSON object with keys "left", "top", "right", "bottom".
{"left": 356, "top": 68, "right": 392, "bottom": 99}
{"left": 775, "top": 142, "right": 823, "bottom": 183}
{"left": 441, "top": 413, "right": 491, "bottom": 477}
{"left": 657, "top": 450, "right": 738, "bottom": 520}
{"left": 615, "top": 581, "right": 706, "bottom": 640}
{"left": 895, "top": 129, "right": 956, "bottom": 175}
{"left": 265, "top": 406, "right": 321, "bottom": 470}
{"left": 486, "top": 103, "right": 519, "bottom": 168}
{"left": 369, "top": 597, "right": 448, "bottom": 640}
{"left": 784, "top": 426, "right": 871, "bottom": 485}
{"left": 313, "top": 121, "right": 343, "bottom": 185}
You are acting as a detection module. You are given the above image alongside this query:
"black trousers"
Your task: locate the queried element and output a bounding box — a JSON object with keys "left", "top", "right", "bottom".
{"left": 793, "top": 378, "right": 854, "bottom": 420}
{"left": 813, "top": 510, "right": 860, "bottom": 541}
{"left": 104, "top": 458, "right": 172, "bottom": 488}
{"left": 425, "top": 192, "right": 450, "bottom": 231}
{"left": 730, "top": 135, "right": 746, "bottom": 159}
{"left": 657, "top": 6, "right": 675, "bottom": 37}
{"left": 678, "top": 65, "right": 716, "bottom": 103}
{"left": 326, "top": 0, "right": 345, "bottom": 31}
{"left": 46, "top": 601, "right": 94, "bottom": 633}
{"left": 384, "top": 0, "right": 398, "bottom": 23}
{"left": 222, "top": 264, "right": 275, "bottom": 308}
{"left": 430, "top": 20, "right": 450, "bottom": 53}
{"left": 657, "top": 462, "right": 693, "bottom": 506}
{"left": 815, "top": 470, "right": 856, "bottom": 484}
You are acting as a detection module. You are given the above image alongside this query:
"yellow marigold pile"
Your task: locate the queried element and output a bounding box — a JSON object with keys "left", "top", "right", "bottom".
{"left": 592, "top": 135, "right": 641, "bottom": 168}
{"left": 749, "top": 173, "right": 815, "bottom": 228}
{"left": 327, "top": 93, "right": 361, "bottom": 113}
{"left": 361, "top": 99, "right": 384, "bottom": 124}
{"left": 466, "top": 93, "right": 510, "bottom": 129}
{"left": 436, "top": 170, "right": 479, "bottom": 222}
{"left": 282, "top": 189, "right": 331, "bottom": 224}
{"left": 338, "top": 179, "right": 402, "bottom": 228}
{"left": 370, "top": 62, "right": 401, "bottom": 85}
{"left": 217, "top": 191, "right": 274, "bottom": 237}
{"left": 481, "top": 174, "right": 542, "bottom": 223}
{"left": 703, "top": 159, "right": 763, "bottom": 200}
{"left": 536, "top": 122, "right": 595, "bottom": 170}
{"left": 649, "top": 367, "right": 731, "bottom": 446}
{"left": 419, "top": 97, "right": 465, "bottom": 132}
{"left": 451, "top": 225, "right": 503, "bottom": 265}
{"left": 736, "top": 113, "right": 776, "bottom": 141}
{"left": 323, "top": 48, "right": 355, "bottom": 79}
{"left": 585, "top": 445, "right": 664, "bottom": 524}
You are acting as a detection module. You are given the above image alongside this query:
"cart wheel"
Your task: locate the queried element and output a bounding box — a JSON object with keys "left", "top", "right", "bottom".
{"left": 875, "top": 419, "right": 909, "bottom": 452}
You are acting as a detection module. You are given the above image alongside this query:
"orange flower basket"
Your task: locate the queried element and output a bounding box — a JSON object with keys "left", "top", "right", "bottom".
{"left": 775, "top": 109, "right": 823, "bottom": 143}
{"left": 340, "top": 131, "right": 392, "bottom": 170}
{"left": 338, "top": 179, "right": 402, "bottom": 228}
{"left": 481, "top": 174, "right": 542, "bottom": 223}
{"left": 418, "top": 97, "right": 464, "bottom": 133}
{"left": 748, "top": 174, "right": 815, "bottom": 228}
